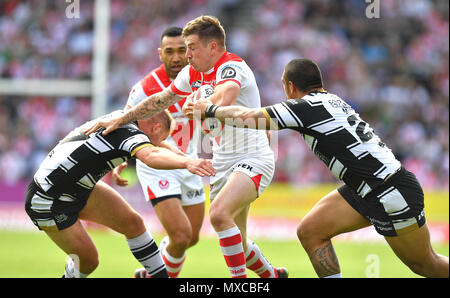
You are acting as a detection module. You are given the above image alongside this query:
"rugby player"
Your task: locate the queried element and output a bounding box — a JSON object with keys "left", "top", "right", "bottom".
{"left": 85, "top": 16, "right": 287, "bottom": 278}
{"left": 112, "top": 27, "right": 206, "bottom": 278}
{"left": 25, "top": 110, "right": 215, "bottom": 278}
{"left": 190, "top": 58, "right": 449, "bottom": 278}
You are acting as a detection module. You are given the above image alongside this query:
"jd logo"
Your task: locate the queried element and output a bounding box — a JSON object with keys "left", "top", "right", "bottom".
{"left": 221, "top": 67, "right": 236, "bottom": 79}
{"left": 365, "top": 0, "right": 380, "bottom": 19}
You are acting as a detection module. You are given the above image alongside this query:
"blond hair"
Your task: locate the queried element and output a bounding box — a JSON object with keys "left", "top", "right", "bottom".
{"left": 182, "top": 15, "right": 226, "bottom": 48}
{"left": 147, "top": 110, "right": 175, "bottom": 134}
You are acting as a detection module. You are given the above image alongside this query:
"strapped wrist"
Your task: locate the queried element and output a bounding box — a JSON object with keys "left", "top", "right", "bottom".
{"left": 205, "top": 104, "right": 219, "bottom": 118}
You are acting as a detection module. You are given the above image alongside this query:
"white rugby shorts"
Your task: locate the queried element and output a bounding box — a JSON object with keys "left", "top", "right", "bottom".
{"left": 135, "top": 159, "right": 206, "bottom": 207}
{"left": 209, "top": 152, "right": 275, "bottom": 201}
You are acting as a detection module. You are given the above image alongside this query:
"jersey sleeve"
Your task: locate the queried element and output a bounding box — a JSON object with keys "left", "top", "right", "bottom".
{"left": 216, "top": 61, "right": 245, "bottom": 88}
{"left": 170, "top": 65, "right": 192, "bottom": 96}
{"left": 111, "top": 127, "right": 153, "bottom": 157}
{"left": 263, "top": 100, "right": 303, "bottom": 130}
{"left": 126, "top": 81, "right": 148, "bottom": 108}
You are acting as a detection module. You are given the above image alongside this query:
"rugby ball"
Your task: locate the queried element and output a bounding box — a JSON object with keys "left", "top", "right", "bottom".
{"left": 192, "top": 85, "right": 221, "bottom": 138}
{"left": 193, "top": 84, "right": 214, "bottom": 101}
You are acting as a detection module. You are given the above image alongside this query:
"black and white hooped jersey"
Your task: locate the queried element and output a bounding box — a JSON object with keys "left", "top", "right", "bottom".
{"left": 34, "top": 111, "right": 152, "bottom": 201}
{"left": 264, "top": 91, "right": 401, "bottom": 197}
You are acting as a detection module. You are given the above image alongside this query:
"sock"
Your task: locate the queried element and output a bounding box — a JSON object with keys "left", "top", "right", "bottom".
{"left": 160, "top": 236, "right": 186, "bottom": 278}
{"left": 127, "top": 231, "right": 169, "bottom": 278}
{"left": 245, "top": 240, "right": 277, "bottom": 278}
{"left": 324, "top": 273, "right": 342, "bottom": 278}
{"left": 217, "top": 226, "right": 247, "bottom": 278}
{"left": 64, "top": 255, "right": 89, "bottom": 278}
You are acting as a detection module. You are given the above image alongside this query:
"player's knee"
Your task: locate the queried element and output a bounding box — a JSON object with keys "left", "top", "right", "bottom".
{"left": 123, "top": 212, "right": 146, "bottom": 238}
{"left": 297, "top": 218, "right": 322, "bottom": 246}
{"left": 209, "top": 207, "right": 231, "bottom": 230}
{"left": 170, "top": 228, "right": 192, "bottom": 250}
{"left": 405, "top": 260, "right": 429, "bottom": 276}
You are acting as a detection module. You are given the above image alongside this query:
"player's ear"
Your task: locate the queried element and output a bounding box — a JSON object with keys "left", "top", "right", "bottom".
{"left": 153, "top": 122, "right": 162, "bottom": 133}
{"left": 288, "top": 81, "right": 298, "bottom": 97}
{"left": 158, "top": 47, "right": 163, "bottom": 62}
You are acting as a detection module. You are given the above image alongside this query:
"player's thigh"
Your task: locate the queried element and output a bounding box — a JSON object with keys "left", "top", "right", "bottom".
{"left": 45, "top": 219, "right": 98, "bottom": 268}
{"left": 79, "top": 180, "right": 145, "bottom": 237}
{"left": 299, "top": 189, "right": 371, "bottom": 241}
{"left": 210, "top": 171, "right": 258, "bottom": 219}
{"left": 384, "top": 223, "right": 438, "bottom": 268}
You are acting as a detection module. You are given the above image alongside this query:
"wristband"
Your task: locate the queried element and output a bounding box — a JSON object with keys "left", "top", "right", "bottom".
{"left": 205, "top": 104, "right": 219, "bottom": 118}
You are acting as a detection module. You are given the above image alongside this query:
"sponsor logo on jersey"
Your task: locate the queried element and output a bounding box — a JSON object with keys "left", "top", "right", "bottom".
{"left": 221, "top": 67, "right": 236, "bottom": 79}
{"left": 191, "top": 80, "right": 202, "bottom": 89}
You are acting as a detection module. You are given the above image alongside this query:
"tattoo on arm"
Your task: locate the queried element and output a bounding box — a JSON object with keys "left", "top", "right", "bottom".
{"left": 310, "top": 242, "right": 340, "bottom": 277}
{"left": 121, "top": 89, "right": 181, "bottom": 124}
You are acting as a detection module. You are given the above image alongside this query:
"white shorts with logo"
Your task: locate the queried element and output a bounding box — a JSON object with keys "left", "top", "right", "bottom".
{"left": 135, "top": 160, "right": 206, "bottom": 207}
{"left": 209, "top": 151, "right": 275, "bottom": 201}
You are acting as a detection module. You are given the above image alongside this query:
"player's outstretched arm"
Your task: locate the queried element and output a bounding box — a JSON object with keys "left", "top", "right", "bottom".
{"left": 135, "top": 146, "right": 215, "bottom": 177}
{"left": 84, "top": 88, "right": 183, "bottom": 136}
{"left": 193, "top": 99, "right": 278, "bottom": 130}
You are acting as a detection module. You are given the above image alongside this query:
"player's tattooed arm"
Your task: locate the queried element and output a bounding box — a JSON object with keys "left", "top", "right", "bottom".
{"left": 123, "top": 88, "right": 182, "bottom": 123}
{"left": 85, "top": 88, "right": 183, "bottom": 136}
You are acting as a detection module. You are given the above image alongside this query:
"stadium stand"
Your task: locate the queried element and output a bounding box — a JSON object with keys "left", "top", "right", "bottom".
{"left": 0, "top": 0, "right": 448, "bottom": 189}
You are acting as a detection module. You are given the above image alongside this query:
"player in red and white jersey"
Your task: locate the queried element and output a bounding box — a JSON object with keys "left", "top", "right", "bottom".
{"left": 85, "top": 16, "right": 287, "bottom": 278}
{"left": 111, "top": 27, "right": 205, "bottom": 278}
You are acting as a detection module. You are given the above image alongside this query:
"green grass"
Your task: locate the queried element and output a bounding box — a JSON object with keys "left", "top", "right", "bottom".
{"left": 0, "top": 229, "right": 447, "bottom": 278}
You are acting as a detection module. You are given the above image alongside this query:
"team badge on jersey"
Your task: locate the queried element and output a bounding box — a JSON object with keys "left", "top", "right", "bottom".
{"left": 159, "top": 179, "right": 169, "bottom": 190}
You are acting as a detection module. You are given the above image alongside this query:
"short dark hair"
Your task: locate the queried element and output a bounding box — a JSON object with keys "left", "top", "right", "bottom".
{"left": 283, "top": 59, "right": 323, "bottom": 92}
{"left": 161, "top": 26, "right": 183, "bottom": 42}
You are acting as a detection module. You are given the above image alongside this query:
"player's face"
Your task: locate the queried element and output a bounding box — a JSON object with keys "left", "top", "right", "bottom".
{"left": 159, "top": 36, "right": 188, "bottom": 79}
{"left": 185, "top": 34, "right": 214, "bottom": 72}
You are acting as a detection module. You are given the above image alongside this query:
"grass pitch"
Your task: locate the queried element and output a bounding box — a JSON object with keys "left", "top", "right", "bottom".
{"left": 0, "top": 229, "right": 447, "bottom": 278}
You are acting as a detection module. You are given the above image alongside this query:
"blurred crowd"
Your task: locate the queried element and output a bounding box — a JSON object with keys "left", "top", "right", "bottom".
{"left": 0, "top": 0, "right": 448, "bottom": 189}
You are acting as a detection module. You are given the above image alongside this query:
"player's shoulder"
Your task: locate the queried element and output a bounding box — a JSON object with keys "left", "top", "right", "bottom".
{"left": 140, "top": 64, "right": 170, "bottom": 93}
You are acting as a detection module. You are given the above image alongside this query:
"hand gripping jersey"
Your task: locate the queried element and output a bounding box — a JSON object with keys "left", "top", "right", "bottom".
{"left": 33, "top": 111, "right": 152, "bottom": 205}
{"left": 264, "top": 90, "right": 401, "bottom": 198}
{"left": 170, "top": 51, "right": 272, "bottom": 159}
{"left": 127, "top": 64, "right": 197, "bottom": 156}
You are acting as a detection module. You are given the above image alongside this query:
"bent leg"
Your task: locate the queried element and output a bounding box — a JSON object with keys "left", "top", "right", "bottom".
{"left": 45, "top": 220, "right": 99, "bottom": 276}
{"left": 384, "top": 224, "right": 449, "bottom": 277}
{"left": 210, "top": 172, "right": 258, "bottom": 278}
{"left": 79, "top": 181, "right": 146, "bottom": 238}
{"left": 79, "top": 181, "right": 168, "bottom": 277}
{"left": 297, "top": 189, "right": 371, "bottom": 277}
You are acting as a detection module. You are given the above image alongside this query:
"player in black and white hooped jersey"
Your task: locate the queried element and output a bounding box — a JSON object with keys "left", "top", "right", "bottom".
{"left": 190, "top": 58, "right": 449, "bottom": 278}
{"left": 25, "top": 110, "right": 215, "bottom": 278}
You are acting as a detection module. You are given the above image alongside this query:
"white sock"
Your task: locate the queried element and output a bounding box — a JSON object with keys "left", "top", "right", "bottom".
{"left": 64, "top": 255, "right": 89, "bottom": 278}
{"left": 245, "top": 240, "right": 276, "bottom": 278}
{"left": 126, "top": 231, "right": 168, "bottom": 278}
{"left": 323, "top": 273, "right": 342, "bottom": 278}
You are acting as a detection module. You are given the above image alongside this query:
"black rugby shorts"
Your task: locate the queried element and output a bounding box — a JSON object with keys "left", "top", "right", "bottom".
{"left": 338, "top": 167, "right": 426, "bottom": 237}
